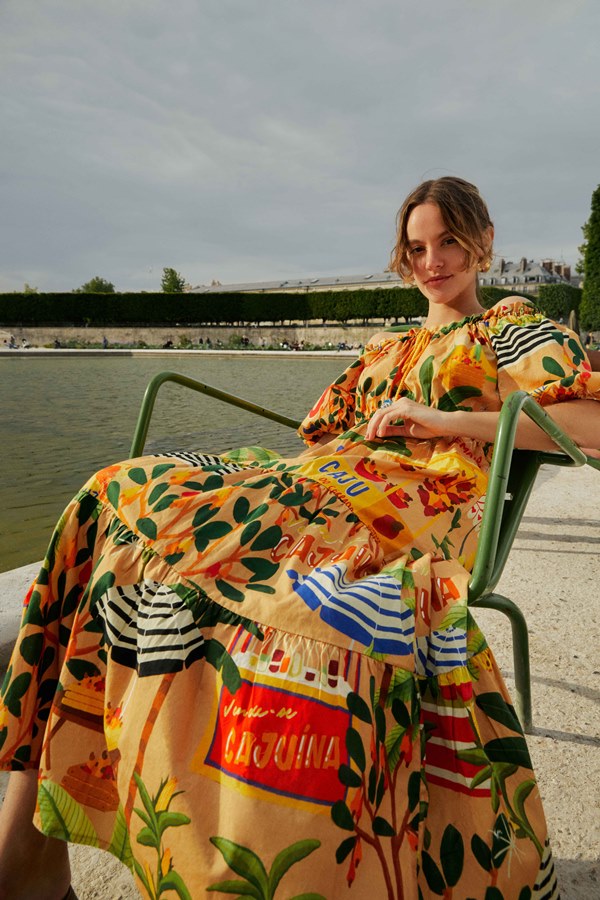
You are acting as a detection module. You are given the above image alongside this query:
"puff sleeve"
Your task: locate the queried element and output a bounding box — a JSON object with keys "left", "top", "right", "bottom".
{"left": 486, "top": 300, "right": 600, "bottom": 406}
{"left": 298, "top": 352, "right": 366, "bottom": 445}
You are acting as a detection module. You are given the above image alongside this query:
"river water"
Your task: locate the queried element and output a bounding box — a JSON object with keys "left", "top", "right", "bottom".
{"left": 0, "top": 353, "right": 348, "bottom": 572}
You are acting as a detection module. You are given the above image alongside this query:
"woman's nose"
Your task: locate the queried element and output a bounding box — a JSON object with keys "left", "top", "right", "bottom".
{"left": 425, "top": 248, "right": 444, "bottom": 270}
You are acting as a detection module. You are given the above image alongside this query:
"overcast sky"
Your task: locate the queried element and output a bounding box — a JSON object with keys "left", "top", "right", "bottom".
{"left": 1, "top": 0, "right": 599, "bottom": 292}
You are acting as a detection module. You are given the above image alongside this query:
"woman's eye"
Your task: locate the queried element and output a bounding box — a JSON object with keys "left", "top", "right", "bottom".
{"left": 443, "top": 237, "right": 457, "bottom": 246}
{"left": 410, "top": 246, "right": 424, "bottom": 255}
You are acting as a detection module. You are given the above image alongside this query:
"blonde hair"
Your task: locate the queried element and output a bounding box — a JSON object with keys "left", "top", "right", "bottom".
{"left": 389, "top": 176, "right": 494, "bottom": 282}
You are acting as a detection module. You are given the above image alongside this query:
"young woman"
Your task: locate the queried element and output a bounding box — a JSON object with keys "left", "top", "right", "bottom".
{"left": 1, "top": 177, "right": 599, "bottom": 900}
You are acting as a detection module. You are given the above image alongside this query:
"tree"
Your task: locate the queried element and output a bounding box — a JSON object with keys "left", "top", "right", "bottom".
{"left": 23, "top": 283, "right": 38, "bottom": 294}
{"left": 161, "top": 267, "right": 186, "bottom": 293}
{"left": 576, "top": 220, "right": 589, "bottom": 276}
{"left": 74, "top": 276, "right": 116, "bottom": 293}
{"left": 579, "top": 184, "right": 600, "bottom": 331}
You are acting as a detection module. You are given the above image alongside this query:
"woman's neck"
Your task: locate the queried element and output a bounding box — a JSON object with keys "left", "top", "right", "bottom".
{"left": 423, "top": 300, "right": 485, "bottom": 330}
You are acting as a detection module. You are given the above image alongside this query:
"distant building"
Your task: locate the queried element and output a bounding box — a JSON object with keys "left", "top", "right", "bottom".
{"left": 479, "top": 258, "right": 579, "bottom": 294}
{"left": 190, "top": 272, "right": 405, "bottom": 294}
{"left": 190, "top": 258, "right": 580, "bottom": 296}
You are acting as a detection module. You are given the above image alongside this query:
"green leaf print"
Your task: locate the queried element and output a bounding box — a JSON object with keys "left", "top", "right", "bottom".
{"left": 65, "top": 659, "right": 101, "bottom": 681}
{"left": 242, "top": 558, "right": 279, "bottom": 583}
{"left": 250, "top": 525, "right": 283, "bottom": 551}
{"left": 194, "top": 520, "right": 233, "bottom": 552}
{"left": 372, "top": 816, "right": 395, "bottom": 837}
{"left": 439, "top": 823, "right": 464, "bottom": 887}
{"left": 19, "top": 633, "right": 44, "bottom": 666}
{"left": 148, "top": 482, "right": 170, "bottom": 504}
{"left": 159, "top": 870, "right": 193, "bottom": 900}
{"left": 542, "top": 356, "right": 566, "bottom": 377}
{"left": 418, "top": 354, "right": 435, "bottom": 405}
{"left": 331, "top": 800, "right": 355, "bottom": 831}
{"left": 471, "top": 832, "right": 493, "bottom": 872}
{"left": 338, "top": 763, "right": 362, "bottom": 788}
{"left": 484, "top": 736, "right": 532, "bottom": 768}
{"left": 476, "top": 692, "right": 522, "bottom": 733}
{"left": 345, "top": 727, "right": 366, "bottom": 772}
{"left": 438, "top": 606, "right": 468, "bottom": 631}
{"left": 267, "top": 839, "right": 321, "bottom": 896}
{"left": 215, "top": 579, "right": 245, "bottom": 603}
{"left": 437, "top": 385, "right": 483, "bottom": 412}
{"left": 129, "top": 467, "right": 148, "bottom": 485}
{"left": 207, "top": 879, "right": 261, "bottom": 896}
{"left": 204, "top": 639, "right": 242, "bottom": 693}
{"left": 491, "top": 813, "right": 512, "bottom": 869}
{"left": 107, "top": 806, "right": 134, "bottom": 867}
{"left": 391, "top": 697, "right": 411, "bottom": 728}
{"left": 346, "top": 691, "right": 373, "bottom": 725}
{"left": 106, "top": 480, "right": 120, "bottom": 509}
{"left": 152, "top": 463, "right": 175, "bottom": 479}
{"left": 484, "top": 888, "right": 504, "bottom": 900}
{"left": 137, "top": 517, "right": 158, "bottom": 541}
{"left": 240, "top": 520, "right": 262, "bottom": 545}
{"left": 233, "top": 496, "right": 251, "bottom": 523}
{"left": 77, "top": 490, "right": 101, "bottom": 525}
{"left": 153, "top": 494, "right": 180, "bottom": 513}
{"left": 38, "top": 781, "right": 100, "bottom": 847}
{"left": 2, "top": 672, "right": 31, "bottom": 717}
{"left": 335, "top": 836, "right": 357, "bottom": 864}
{"left": 209, "top": 837, "right": 270, "bottom": 896}
{"left": 420, "top": 851, "right": 446, "bottom": 895}
{"left": 192, "top": 504, "right": 219, "bottom": 528}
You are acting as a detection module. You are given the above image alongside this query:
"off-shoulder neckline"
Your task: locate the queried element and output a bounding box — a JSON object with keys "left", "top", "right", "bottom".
{"left": 403, "top": 298, "right": 538, "bottom": 339}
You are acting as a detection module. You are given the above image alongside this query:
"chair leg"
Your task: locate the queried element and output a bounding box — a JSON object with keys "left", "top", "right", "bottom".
{"left": 469, "top": 593, "right": 533, "bottom": 733}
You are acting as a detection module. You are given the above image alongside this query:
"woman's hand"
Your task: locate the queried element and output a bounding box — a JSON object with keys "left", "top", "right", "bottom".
{"left": 365, "top": 398, "right": 450, "bottom": 442}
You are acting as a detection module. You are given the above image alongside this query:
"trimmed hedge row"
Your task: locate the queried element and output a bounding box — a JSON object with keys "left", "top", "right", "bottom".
{"left": 0, "top": 284, "right": 579, "bottom": 327}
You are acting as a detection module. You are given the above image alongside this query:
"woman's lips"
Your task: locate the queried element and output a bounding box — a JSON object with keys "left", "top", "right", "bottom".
{"left": 426, "top": 275, "right": 451, "bottom": 285}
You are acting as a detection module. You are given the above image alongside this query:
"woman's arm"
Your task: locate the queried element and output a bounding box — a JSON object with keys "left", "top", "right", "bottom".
{"left": 588, "top": 348, "right": 600, "bottom": 371}
{"left": 365, "top": 397, "right": 600, "bottom": 455}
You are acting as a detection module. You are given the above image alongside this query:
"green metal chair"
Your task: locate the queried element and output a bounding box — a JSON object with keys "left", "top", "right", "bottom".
{"left": 130, "top": 373, "right": 600, "bottom": 732}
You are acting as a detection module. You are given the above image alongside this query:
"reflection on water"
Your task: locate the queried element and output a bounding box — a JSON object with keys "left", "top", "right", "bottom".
{"left": 0, "top": 354, "right": 348, "bottom": 572}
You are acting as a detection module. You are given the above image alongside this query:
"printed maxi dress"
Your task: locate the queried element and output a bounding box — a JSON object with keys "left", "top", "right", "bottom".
{"left": 1, "top": 300, "right": 599, "bottom": 899}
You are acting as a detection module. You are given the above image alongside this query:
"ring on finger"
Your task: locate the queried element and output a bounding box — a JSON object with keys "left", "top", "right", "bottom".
{"left": 382, "top": 399, "right": 392, "bottom": 408}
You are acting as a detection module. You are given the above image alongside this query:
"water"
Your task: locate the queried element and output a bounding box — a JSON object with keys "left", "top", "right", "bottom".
{"left": 0, "top": 354, "right": 348, "bottom": 572}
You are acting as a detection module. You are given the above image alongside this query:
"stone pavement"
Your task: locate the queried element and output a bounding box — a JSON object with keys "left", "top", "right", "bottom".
{"left": 1, "top": 462, "right": 599, "bottom": 899}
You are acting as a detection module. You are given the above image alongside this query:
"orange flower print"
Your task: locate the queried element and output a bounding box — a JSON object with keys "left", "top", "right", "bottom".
{"left": 417, "top": 473, "right": 473, "bottom": 516}
{"left": 441, "top": 346, "right": 491, "bottom": 393}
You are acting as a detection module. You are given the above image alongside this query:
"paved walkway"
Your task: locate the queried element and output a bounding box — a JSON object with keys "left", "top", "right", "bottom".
{"left": 1, "top": 462, "right": 599, "bottom": 899}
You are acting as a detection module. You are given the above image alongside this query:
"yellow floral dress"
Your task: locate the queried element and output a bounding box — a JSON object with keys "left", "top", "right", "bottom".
{"left": 1, "top": 300, "right": 598, "bottom": 899}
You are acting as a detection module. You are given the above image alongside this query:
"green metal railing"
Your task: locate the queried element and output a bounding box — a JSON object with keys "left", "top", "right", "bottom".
{"left": 130, "top": 376, "right": 599, "bottom": 732}
{"left": 130, "top": 371, "right": 301, "bottom": 458}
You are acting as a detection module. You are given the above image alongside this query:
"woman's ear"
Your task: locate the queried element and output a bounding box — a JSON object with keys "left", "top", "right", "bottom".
{"left": 478, "top": 225, "right": 494, "bottom": 270}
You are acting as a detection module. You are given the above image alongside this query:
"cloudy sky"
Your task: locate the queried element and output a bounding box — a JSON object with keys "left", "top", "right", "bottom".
{"left": 1, "top": 0, "right": 598, "bottom": 292}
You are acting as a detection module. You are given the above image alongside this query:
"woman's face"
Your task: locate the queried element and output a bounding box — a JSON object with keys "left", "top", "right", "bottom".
{"left": 406, "top": 202, "right": 483, "bottom": 320}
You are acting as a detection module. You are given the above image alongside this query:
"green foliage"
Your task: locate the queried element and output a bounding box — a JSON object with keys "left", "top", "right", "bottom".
{"left": 580, "top": 184, "right": 600, "bottom": 331}
{"left": 576, "top": 219, "right": 590, "bottom": 275}
{"left": 479, "top": 286, "right": 530, "bottom": 308}
{"left": 161, "top": 267, "right": 187, "bottom": 293}
{"left": 74, "top": 276, "right": 116, "bottom": 293}
{"left": 536, "top": 283, "right": 582, "bottom": 321}
{"left": 0, "top": 283, "right": 535, "bottom": 329}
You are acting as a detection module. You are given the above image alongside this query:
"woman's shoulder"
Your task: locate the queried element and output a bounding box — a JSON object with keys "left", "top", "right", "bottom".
{"left": 482, "top": 296, "right": 541, "bottom": 330}
{"left": 364, "top": 328, "right": 416, "bottom": 351}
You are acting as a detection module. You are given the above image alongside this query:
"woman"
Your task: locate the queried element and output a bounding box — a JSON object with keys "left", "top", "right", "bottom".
{"left": 1, "top": 178, "right": 599, "bottom": 900}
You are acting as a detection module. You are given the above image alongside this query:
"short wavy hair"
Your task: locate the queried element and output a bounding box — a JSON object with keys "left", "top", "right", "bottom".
{"left": 389, "top": 176, "right": 494, "bottom": 282}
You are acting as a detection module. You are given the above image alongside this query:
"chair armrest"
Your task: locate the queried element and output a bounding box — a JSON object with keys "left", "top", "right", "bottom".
{"left": 468, "top": 390, "right": 595, "bottom": 601}
{"left": 130, "top": 371, "right": 301, "bottom": 457}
